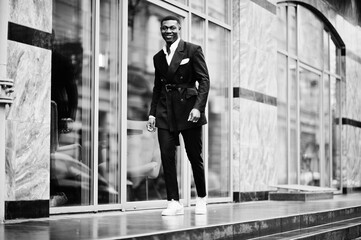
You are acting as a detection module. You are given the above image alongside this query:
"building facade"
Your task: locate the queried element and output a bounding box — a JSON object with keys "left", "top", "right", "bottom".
{"left": 0, "top": 0, "right": 360, "bottom": 220}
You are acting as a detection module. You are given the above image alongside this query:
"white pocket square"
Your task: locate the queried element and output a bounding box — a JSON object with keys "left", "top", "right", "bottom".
{"left": 180, "top": 58, "right": 190, "bottom": 65}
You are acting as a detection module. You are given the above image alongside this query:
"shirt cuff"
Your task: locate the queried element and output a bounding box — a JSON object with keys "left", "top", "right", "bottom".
{"left": 149, "top": 115, "right": 156, "bottom": 120}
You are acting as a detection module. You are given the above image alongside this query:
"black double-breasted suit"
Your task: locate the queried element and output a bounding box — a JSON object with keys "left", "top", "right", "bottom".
{"left": 149, "top": 39, "right": 210, "bottom": 201}
{"left": 149, "top": 40, "right": 210, "bottom": 132}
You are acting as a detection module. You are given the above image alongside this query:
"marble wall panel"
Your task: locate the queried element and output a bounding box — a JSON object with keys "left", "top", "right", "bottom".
{"left": 238, "top": 98, "right": 277, "bottom": 191}
{"left": 344, "top": 57, "right": 361, "bottom": 121}
{"left": 5, "top": 121, "right": 16, "bottom": 200}
{"left": 6, "top": 121, "right": 50, "bottom": 200}
{"left": 238, "top": 1, "right": 277, "bottom": 98}
{"left": 6, "top": 41, "right": 51, "bottom": 124}
{"left": 343, "top": 126, "right": 361, "bottom": 188}
{"left": 240, "top": 1, "right": 276, "bottom": 51}
{"left": 233, "top": 100, "right": 241, "bottom": 191}
{"left": 5, "top": 41, "right": 51, "bottom": 201}
{"left": 238, "top": 43, "right": 277, "bottom": 98}
{"left": 9, "top": 0, "right": 52, "bottom": 33}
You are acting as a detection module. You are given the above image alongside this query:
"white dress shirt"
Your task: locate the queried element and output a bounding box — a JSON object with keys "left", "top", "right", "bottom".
{"left": 162, "top": 38, "right": 180, "bottom": 65}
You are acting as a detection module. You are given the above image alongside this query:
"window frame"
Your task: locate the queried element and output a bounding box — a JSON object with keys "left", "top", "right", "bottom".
{"left": 276, "top": 2, "right": 344, "bottom": 191}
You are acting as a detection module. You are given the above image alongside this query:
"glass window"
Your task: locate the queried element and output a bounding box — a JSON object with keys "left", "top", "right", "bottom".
{"left": 191, "top": 0, "right": 205, "bottom": 13}
{"left": 323, "top": 74, "right": 330, "bottom": 187}
{"left": 299, "top": 68, "right": 321, "bottom": 186}
{"left": 208, "top": 0, "right": 229, "bottom": 23}
{"left": 127, "top": 1, "right": 184, "bottom": 201}
{"left": 330, "top": 39, "right": 338, "bottom": 74}
{"left": 98, "top": 0, "right": 121, "bottom": 204}
{"left": 277, "top": 5, "right": 287, "bottom": 51}
{"left": 331, "top": 76, "right": 341, "bottom": 189}
{"left": 191, "top": 14, "right": 205, "bottom": 46}
{"left": 299, "top": 6, "right": 323, "bottom": 69}
{"left": 51, "top": 0, "right": 93, "bottom": 207}
{"left": 173, "top": 0, "right": 188, "bottom": 5}
{"left": 276, "top": 53, "right": 288, "bottom": 184}
{"left": 289, "top": 58, "right": 298, "bottom": 184}
{"left": 288, "top": 6, "right": 297, "bottom": 55}
{"left": 277, "top": 4, "right": 343, "bottom": 188}
{"left": 323, "top": 31, "right": 330, "bottom": 70}
{"left": 207, "top": 22, "right": 230, "bottom": 197}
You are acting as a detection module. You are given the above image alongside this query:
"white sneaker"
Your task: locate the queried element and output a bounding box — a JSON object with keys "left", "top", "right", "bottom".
{"left": 195, "top": 197, "right": 207, "bottom": 215}
{"left": 162, "top": 200, "right": 184, "bottom": 216}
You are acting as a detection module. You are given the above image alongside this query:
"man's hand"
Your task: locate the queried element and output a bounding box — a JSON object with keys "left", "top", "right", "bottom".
{"left": 147, "top": 116, "right": 156, "bottom": 132}
{"left": 188, "top": 108, "right": 200, "bottom": 122}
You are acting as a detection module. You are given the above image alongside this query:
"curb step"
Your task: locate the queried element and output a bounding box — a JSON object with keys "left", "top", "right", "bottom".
{"left": 124, "top": 205, "right": 361, "bottom": 239}
{"left": 251, "top": 217, "right": 361, "bottom": 240}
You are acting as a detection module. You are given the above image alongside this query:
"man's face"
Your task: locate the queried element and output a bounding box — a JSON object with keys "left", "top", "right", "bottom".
{"left": 160, "top": 20, "right": 181, "bottom": 45}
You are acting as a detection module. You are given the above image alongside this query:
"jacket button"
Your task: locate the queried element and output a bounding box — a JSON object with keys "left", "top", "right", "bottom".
{"left": 180, "top": 76, "right": 183, "bottom": 80}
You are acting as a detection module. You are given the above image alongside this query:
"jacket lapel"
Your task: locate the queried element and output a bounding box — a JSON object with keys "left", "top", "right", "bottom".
{"left": 155, "top": 51, "right": 168, "bottom": 78}
{"left": 167, "top": 40, "right": 185, "bottom": 82}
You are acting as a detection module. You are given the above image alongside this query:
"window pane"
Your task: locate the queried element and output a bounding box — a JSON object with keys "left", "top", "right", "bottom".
{"left": 330, "top": 39, "right": 338, "bottom": 74}
{"left": 324, "top": 31, "right": 330, "bottom": 70}
{"left": 191, "top": 0, "right": 205, "bottom": 12}
{"left": 288, "top": 6, "right": 297, "bottom": 55}
{"left": 208, "top": 0, "right": 229, "bottom": 23}
{"left": 51, "top": 0, "right": 93, "bottom": 207}
{"left": 191, "top": 14, "right": 205, "bottom": 46}
{"left": 289, "top": 59, "right": 298, "bottom": 184}
{"left": 127, "top": 1, "right": 183, "bottom": 201}
{"left": 98, "top": 0, "right": 121, "bottom": 204}
{"left": 173, "top": 0, "right": 187, "bottom": 5}
{"left": 299, "top": 68, "right": 321, "bottom": 186}
{"left": 277, "top": 5, "right": 287, "bottom": 51}
{"left": 323, "top": 74, "right": 330, "bottom": 187}
{"left": 299, "top": 6, "right": 323, "bottom": 69}
{"left": 208, "top": 23, "right": 230, "bottom": 198}
{"left": 331, "top": 77, "right": 341, "bottom": 189}
{"left": 276, "top": 53, "right": 288, "bottom": 184}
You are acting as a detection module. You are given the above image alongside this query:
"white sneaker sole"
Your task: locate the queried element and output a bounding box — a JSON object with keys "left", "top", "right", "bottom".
{"left": 161, "top": 209, "right": 184, "bottom": 216}
{"left": 195, "top": 209, "right": 207, "bottom": 215}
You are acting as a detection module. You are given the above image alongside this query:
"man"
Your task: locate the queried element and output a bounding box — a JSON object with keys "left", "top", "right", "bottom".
{"left": 147, "top": 15, "right": 210, "bottom": 216}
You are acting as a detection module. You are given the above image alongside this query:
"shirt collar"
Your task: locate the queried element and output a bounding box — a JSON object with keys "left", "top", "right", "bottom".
{"left": 162, "top": 38, "right": 181, "bottom": 55}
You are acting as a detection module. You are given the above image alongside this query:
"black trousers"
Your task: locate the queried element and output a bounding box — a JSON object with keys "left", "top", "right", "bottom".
{"left": 158, "top": 126, "right": 206, "bottom": 201}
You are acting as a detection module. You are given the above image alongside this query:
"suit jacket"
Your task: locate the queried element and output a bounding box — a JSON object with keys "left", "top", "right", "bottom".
{"left": 149, "top": 40, "right": 210, "bottom": 132}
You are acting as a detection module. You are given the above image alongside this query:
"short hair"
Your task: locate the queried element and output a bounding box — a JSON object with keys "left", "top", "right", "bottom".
{"left": 160, "top": 15, "right": 181, "bottom": 26}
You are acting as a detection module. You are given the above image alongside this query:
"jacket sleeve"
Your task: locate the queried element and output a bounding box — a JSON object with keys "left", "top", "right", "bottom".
{"left": 149, "top": 57, "right": 162, "bottom": 117}
{"left": 192, "top": 46, "right": 210, "bottom": 113}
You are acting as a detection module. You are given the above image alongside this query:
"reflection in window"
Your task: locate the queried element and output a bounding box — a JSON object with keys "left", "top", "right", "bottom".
{"left": 331, "top": 76, "right": 342, "bottom": 188}
{"left": 299, "top": 69, "right": 320, "bottom": 186}
{"left": 276, "top": 4, "right": 342, "bottom": 188}
{"left": 191, "top": 14, "right": 205, "bottom": 46}
{"left": 127, "top": 1, "right": 183, "bottom": 201}
{"left": 51, "top": 0, "right": 93, "bottom": 207}
{"left": 98, "top": 0, "right": 121, "bottom": 204}
{"left": 276, "top": 53, "right": 288, "bottom": 184}
{"left": 289, "top": 59, "right": 298, "bottom": 184}
{"left": 191, "top": 0, "right": 205, "bottom": 13}
{"left": 208, "top": 0, "right": 229, "bottom": 23}
{"left": 299, "top": 6, "right": 323, "bottom": 69}
{"left": 277, "top": 5, "right": 287, "bottom": 51}
{"left": 207, "top": 23, "right": 230, "bottom": 197}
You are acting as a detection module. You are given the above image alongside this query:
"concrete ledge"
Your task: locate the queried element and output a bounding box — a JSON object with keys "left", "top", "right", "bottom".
{"left": 269, "top": 192, "right": 334, "bottom": 201}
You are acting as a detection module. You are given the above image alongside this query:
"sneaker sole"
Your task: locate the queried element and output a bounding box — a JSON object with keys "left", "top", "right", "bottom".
{"left": 161, "top": 210, "right": 184, "bottom": 216}
{"left": 195, "top": 210, "right": 206, "bottom": 215}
